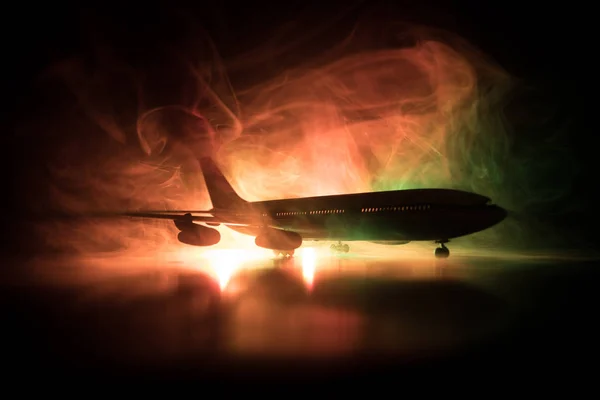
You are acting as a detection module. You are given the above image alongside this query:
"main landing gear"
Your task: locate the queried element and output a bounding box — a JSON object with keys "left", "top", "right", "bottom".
{"left": 330, "top": 242, "right": 349, "bottom": 253}
{"left": 273, "top": 250, "right": 295, "bottom": 258}
{"left": 435, "top": 240, "right": 450, "bottom": 259}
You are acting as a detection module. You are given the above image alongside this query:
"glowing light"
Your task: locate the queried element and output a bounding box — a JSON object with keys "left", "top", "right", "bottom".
{"left": 36, "top": 19, "right": 570, "bottom": 260}
{"left": 200, "top": 243, "right": 274, "bottom": 290}
{"left": 301, "top": 247, "right": 317, "bottom": 289}
{"left": 202, "top": 249, "right": 244, "bottom": 290}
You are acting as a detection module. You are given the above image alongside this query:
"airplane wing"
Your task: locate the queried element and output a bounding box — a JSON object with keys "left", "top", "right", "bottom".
{"left": 111, "top": 210, "right": 264, "bottom": 227}
{"left": 29, "top": 209, "right": 264, "bottom": 228}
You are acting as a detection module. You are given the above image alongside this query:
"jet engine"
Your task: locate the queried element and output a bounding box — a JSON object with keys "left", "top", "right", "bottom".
{"left": 255, "top": 229, "right": 302, "bottom": 251}
{"left": 174, "top": 214, "right": 221, "bottom": 247}
{"left": 177, "top": 225, "right": 221, "bottom": 247}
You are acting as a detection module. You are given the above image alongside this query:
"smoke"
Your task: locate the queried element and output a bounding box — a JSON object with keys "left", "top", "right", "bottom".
{"left": 22, "top": 10, "right": 580, "bottom": 258}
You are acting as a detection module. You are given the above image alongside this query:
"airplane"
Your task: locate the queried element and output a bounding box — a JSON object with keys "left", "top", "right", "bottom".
{"left": 120, "top": 157, "right": 508, "bottom": 258}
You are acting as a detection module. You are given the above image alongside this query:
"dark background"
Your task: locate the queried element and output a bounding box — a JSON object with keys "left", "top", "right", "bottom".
{"left": 1, "top": 0, "right": 597, "bottom": 384}
{"left": 3, "top": 0, "right": 595, "bottom": 254}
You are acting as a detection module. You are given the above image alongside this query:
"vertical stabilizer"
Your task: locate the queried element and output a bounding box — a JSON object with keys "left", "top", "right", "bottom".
{"left": 198, "top": 157, "right": 247, "bottom": 210}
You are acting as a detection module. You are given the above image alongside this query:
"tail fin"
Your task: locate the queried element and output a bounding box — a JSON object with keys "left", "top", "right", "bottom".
{"left": 199, "top": 157, "right": 247, "bottom": 210}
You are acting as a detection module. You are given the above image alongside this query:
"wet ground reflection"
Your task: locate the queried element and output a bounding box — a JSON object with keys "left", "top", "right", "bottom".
{"left": 3, "top": 247, "right": 532, "bottom": 368}
{"left": 3, "top": 244, "right": 599, "bottom": 378}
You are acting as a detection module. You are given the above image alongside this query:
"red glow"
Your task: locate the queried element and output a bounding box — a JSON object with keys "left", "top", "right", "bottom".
{"left": 38, "top": 22, "right": 511, "bottom": 264}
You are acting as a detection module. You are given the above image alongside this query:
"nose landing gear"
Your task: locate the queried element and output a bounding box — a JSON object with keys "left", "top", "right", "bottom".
{"left": 330, "top": 242, "right": 349, "bottom": 253}
{"left": 434, "top": 240, "right": 450, "bottom": 258}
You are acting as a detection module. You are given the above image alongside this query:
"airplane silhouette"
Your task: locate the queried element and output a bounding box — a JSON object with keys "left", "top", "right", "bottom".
{"left": 122, "top": 157, "right": 507, "bottom": 258}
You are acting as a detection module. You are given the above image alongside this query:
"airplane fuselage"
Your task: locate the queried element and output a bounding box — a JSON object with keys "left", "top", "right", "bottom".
{"left": 220, "top": 188, "right": 507, "bottom": 243}
{"left": 127, "top": 157, "right": 508, "bottom": 257}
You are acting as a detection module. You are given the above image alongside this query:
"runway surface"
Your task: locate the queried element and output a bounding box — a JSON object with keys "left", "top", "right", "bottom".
{"left": 2, "top": 241, "right": 599, "bottom": 381}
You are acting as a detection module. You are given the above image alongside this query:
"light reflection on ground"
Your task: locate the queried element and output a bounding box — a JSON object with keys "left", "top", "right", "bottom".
{"left": 18, "top": 240, "right": 600, "bottom": 288}
{"left": 5, "top": 241, "right": 599, "bottom": 366}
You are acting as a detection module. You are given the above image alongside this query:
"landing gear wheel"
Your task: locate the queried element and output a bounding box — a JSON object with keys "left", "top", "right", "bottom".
{"left": 283, "top": 250, "right": 294, "bottom": 257}
{"left": 434, "top": 242, "right": 450, "bottom": 258}
{"left": 330, "top": 242, "right": 350, "bottom": 253}
{"left": 274, "top": 249, "right": 294, "bottom": 258}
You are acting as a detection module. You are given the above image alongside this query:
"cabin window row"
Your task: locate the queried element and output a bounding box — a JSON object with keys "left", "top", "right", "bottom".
{"left": 263, "top": 205, "right": 431, "bottom": 217}
{"left": 270, "top": 209, "right": 347, "bottom": 217}
{"left": 361, "top": 205, "right": 431, "bottom": 212}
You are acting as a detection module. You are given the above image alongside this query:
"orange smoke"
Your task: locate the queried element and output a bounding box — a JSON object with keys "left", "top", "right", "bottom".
{"left": 36, "top": 20, "right": 515, "bottom": 264}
